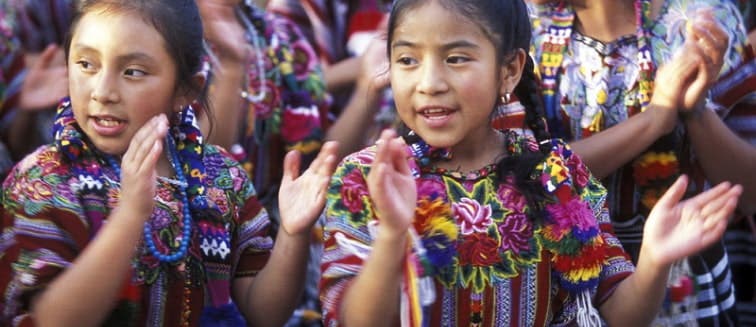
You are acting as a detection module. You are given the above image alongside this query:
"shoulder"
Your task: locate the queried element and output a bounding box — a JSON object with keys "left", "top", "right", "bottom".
{"left": 2, "top": 144, "right": 82, "bottom": 216}
{"left": 536, "top": 138, "right": 600, "bottom": 197}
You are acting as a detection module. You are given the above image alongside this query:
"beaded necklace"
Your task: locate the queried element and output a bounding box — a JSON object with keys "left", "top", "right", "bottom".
{"left": 106, "top": 135, "right": 192, "bottom": 263}
{"left": 536, "top": 0, "right": 681, "bottom": 214}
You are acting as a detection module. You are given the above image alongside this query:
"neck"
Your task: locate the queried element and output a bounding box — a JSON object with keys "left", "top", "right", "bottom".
{"left": 572, "top": 0, "right": 637, "bottom": 42}
{"left": 437, "top": 129, "right": 506, "bottom": 173}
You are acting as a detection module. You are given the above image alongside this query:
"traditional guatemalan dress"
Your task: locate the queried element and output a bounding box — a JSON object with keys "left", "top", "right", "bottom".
{"left": 320, "top": 135, "right": 635, "bottom": 326}
{"left": 529, "top": 0, "right": 756, "bottom": 325}
{"left": 0, "top": 103, "right": 273, "bottom": 326}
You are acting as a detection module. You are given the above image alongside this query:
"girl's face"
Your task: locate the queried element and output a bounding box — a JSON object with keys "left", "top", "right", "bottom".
{"left": 68, "top": 9, "right": 182, "bottom": 156}
{"left": 389, "top": 1, "right": 512, "bottom": 151}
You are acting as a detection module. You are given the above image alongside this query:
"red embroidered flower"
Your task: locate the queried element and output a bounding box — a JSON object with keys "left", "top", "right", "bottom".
{"left": 458, "top": 233, "right": 500, "bottom": 266}
{"left": 341, "top": 169, "right": 369, "bottom": 213}
{"left": 565, "top": 154, "right": 590, "bottom": 188}
{"left": 280, "top": 104, "right": 321, "bottom": 143}
{"left": 453, "top": 197, "right": 493, "bottom": 235}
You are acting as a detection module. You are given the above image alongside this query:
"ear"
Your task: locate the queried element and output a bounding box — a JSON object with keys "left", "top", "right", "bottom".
{"left": 174, "top": 72, "right": 208, "bottom": 111}
{"left": 499, "top": 49, "right": 527, "bottom": 98}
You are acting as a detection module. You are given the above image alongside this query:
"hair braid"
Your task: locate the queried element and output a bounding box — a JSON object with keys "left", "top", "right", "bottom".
{"left": 495, "top": 54, "right": 551, "bottom": 219}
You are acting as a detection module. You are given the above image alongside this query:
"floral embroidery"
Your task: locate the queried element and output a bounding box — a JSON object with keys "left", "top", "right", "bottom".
{"left": 453, "top": 198, "right": 493, "bottom": 235}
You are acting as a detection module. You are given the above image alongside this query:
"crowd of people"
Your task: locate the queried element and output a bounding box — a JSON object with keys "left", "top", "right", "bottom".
{"left": 0, "top": 0, "right": 753, "bottom": 326}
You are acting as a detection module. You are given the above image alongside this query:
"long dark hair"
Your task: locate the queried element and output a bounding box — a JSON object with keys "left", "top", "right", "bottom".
{"left": 64, "top": 0, "right": 210, "bottom": 113}
{"left": 388, "top": 0, "right": 553, "bottom": 217}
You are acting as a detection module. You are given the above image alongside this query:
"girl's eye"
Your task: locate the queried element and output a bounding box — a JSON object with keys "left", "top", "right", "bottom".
{"left": 76, "top": 60, "right": 94, "bottom": 71}
{"left": 447, "top": 56, "right": 470, "bottom": 64}
{"left": 124, "top": 68, "right": 147, "bottom": 77}
{"left": 396, "top": 57, "right": 417, "bottom": 65}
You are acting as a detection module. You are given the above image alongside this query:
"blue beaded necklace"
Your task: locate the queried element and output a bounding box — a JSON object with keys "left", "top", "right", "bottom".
{"left": 107, "top": 134, "right": 193, "bottom": 263}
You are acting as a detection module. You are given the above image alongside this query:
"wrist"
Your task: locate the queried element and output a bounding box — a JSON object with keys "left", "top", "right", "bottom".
{"left": 679, "top": 102, "right": 707, "bottom": 122}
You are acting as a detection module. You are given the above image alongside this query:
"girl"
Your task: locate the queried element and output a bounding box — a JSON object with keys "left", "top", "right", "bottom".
{"left": 319, "top": 0, "right": 742, "bottom": 326}
{"left": 0, "top": 0, "right": 337, "bottom": 326}
{"left": 528, "top": 0, "right": 755, "bottom": 324}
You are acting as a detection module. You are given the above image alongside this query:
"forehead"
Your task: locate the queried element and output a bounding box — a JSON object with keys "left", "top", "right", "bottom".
{"left": 71, "top": 8, "right": 169, "bottom": 58}
{"left": 392, "top": 2, "right": 490, "bottom": 46}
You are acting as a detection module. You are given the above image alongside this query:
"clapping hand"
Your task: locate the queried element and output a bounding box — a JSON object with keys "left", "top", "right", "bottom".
{"left": 642, "top": 175, "right": 742, "bottom": 267}
{"left": 366, "top": 130, "right": 417, "bottom": 238}
{"left": 278, "top": 141, "right": 339, "bottom": 236}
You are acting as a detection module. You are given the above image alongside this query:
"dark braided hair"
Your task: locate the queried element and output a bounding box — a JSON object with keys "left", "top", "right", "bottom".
{"left": 388, "top": 0, "right": 553, "bottom": 219}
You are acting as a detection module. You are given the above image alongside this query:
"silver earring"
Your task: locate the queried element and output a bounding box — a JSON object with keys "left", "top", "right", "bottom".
{"left": 502, "top": 92, "right": 511, "bottom": 104}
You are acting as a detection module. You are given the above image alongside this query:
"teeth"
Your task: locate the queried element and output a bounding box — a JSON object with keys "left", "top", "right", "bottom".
{"left": 423, "top": 108, "right": 447, "bottom": 115}
{"left": 95, "top": 118, "right": 123, "bottom": 127}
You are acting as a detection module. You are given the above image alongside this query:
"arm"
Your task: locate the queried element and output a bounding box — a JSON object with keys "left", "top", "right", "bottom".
{"left": 31, "top": 115, "right": 169, "bottom": 326}
{"left": 600, "top": 175, "right": 742, "bottom": 325}
{"left": 337, "top": 130, "right": 416, "bottom": 326}
{"left": 233, "top": 142, "right": 338, "bottom": 327}
{"left": 676, "top": 13, "right": 756, "bottom": 215}
{"left": 684, "top": 108, "right": 756, "bottom": 215}
{"left": 325, "top": 38, "right": 391, "bottom": 159}
{"left": 322, "top": 56, "right": 362, "bottom": 93}
{"left": 197, "top": 0, "right": 249, "bottom": 149}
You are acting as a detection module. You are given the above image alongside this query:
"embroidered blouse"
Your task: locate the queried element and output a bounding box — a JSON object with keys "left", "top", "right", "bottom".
{"left": 0, "top": 144, "right": 273, "bottom": 326}
{"left": 320, "top": 137, "right": 634, "bottom": 326}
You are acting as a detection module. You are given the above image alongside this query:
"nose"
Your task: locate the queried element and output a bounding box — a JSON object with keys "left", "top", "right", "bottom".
{"left": 91, "top": 71, "right": 120, "bottom": 103}
{"left": 416, "top": 58, "right": 448, "bottom": 95}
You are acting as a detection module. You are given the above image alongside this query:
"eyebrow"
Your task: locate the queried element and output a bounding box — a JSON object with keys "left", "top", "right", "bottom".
{"left": 391, "top": 39, "right": 480, "bottom": 51}
{"left": 71, "top": 44, "right": 158, "bottom": 65}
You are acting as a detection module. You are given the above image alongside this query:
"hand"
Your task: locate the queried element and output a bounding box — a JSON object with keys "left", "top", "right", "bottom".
{"left": 118, "top": 115, "right": 169, "bottom": 220}
{"left": 366, "top": 130, "right": 417, "bottom": 238}
{"left": 678, "top": 10, "right": 728, "bottom": 112}
{"left": 650, "top": 43, "right": 701, "bottom": 133}
{"left": 278, "top": 141, "right": 339, "bottom": 236}
{"left": 197, "top": 0, "right": 250, "bottom": 65}
{"left": 19, "top": 44, "right": 68, "bottom": 111}
{"left": 641, "top": 175, "right": 742, "bottom": 268}
{"left": 358, "top": 36, "right": 391, "bottom": 92}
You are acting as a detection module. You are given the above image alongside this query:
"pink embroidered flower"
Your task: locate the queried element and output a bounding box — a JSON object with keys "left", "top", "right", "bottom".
{"left": 280, "top": 104, "right": 320, "bottom": 143}
{"left": 207, "top": 188, "right": 229, "bottom": 213}
{"left": 250, "top": 80, "right": 281, "bottom": 119}
{"left": 458, "top": 233, "right": 500, "bottom": 266}
{"left": 453, "top": 197, "right": 493, "bottom": 235}
{"left": 498, "top": 213, "right": 532, "bottom": 254}
{"left": 341, "top": 169, "right": 369, "bottom": 213}
{"left": 417, "top": 178, "right": 446, "bottom": 200}
{"left": 497, "top": 180, "right": 527, "bottom": 213}
{"left": 546, "top": 197, "right": 597, "bottom": 235}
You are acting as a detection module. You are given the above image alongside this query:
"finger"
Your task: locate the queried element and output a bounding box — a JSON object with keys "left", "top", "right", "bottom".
{"left": 124, "top": 115, "right": 167, "bottom": 167}
{"left": 700, "top": 197, "right": 738, "bottom": 245}
{"left": 136, "top": 119, "right": 169, "bottom": 173}
{"left": 698, "top": 183, "right": 741, "bottom": 218}
{"left": 656, "top": 175, "right": 689, "bottom": 210}
{"left": 373, "top": 129, "right": 396, "bottom": 166}
{"left": 35, "top": 44, "right": 61, "bottom": 69}
{"left": 687, "top": 181, "right": 733, "bottom": 212}
{"left": 389, "top": 137, "right": 412, "bottom": 176}
{"left": 282, "top": 149, "right": 302, "bottom": 183}
{"left": 317, "top": 141, "right": 340, "bottom": 177}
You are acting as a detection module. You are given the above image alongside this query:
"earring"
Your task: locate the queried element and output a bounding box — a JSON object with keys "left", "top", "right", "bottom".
{"left": 502, "top": 92, "right": 511, "bottom": 104}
